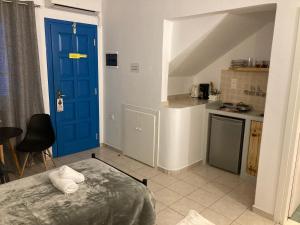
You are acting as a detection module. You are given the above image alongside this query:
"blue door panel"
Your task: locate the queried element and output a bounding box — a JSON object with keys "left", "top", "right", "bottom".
{"left": 45, "top": 19, "right": 99, "bottom": 157}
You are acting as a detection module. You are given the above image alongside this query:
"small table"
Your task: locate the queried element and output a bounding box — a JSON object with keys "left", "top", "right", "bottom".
{"left": 0, "top": 127, "right": 22, "bottom": 176}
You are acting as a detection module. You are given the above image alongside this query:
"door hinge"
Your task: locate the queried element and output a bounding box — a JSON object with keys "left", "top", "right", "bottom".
{"left": 93, "top": 38, "right": 96, "bottom": 47}
{"left": 96, "top": 133, "right": 99, "bottom": 140}
{"left": 72, "top": 22, "right": 77, "bottom": 34}
{"left": 94, "top": 88, "right": 98, "bottom": 96}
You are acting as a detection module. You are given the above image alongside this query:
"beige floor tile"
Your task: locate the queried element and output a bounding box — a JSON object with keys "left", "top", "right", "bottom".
{"left": 168, "top": 181, "right": 198, "bottom": 196}
{"left": 98, "top": 148, "right": 119, "bottom": 157}
{"left": 233, "top": 182, "right": 256, "bottom": 196}
{"left": 231, "top": 222, "right": 242, "bottom": 225}
{"left": 155, "top": 201, "right": 167, "bottom": 213}
{"left": 187, "top": 188, "right": 221, "bottom": 207}
{"left": 154, "top": 188, "right": 182, "bottom": 206}
{"left": 170, "top": 197, "right": 206, "bottom": 216}
{"left": 127, "top": 171, "right": 144, "bottom": 180}
{"left": 136, "top": 166, "right": 162, "bottom": 179}
{"left": 192, "top": 165, "right": 227, "bottom": 180}
{"left": 156, "top": 208, "right": 184, "bottom": 225}
{"left": 227, "top": 191, "right": 255, "bottom": 208}
{"left": 97, "top": 153, "right": 118, "bottom": 161}
{"left": 110, "top": 155, "right": 131, "bottom": 164}
{"left": 151, "top": 173, "right": 178, "bottom": 187}
{"left": 181, "top": 173, "right": 209, "bottom": 187}
{"left": 214, "top": 173, "right": 243, "bottom": 188}
{"left": 236, "top": 210, "right": 275, "bottom": 225}
{"left": 200, "top": 208, "right": 233, "bottom": 225}
{"left": 107, "top": 159, "right": 128, "bottom": 170}
{"left": 210, "top": 196, "right": 248, "bottom": 220}
{"left": 147, "top": 180, "right": 164, "bottom": 192}
{"left": 202, "top": 182, "right": 233, "bottom": 198}
{"left": 172, "top": 170, "right": 195, "bottom": 180}
{"left": 125, "top": 159, "right": 146, "bottom": 171}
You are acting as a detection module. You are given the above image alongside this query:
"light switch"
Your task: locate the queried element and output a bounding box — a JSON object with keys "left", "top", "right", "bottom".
{"left": 231, "top": 78, "right": 238, "bottom": 89}
{"left": 130, "top": 63, "right": 140, "bottom": 73}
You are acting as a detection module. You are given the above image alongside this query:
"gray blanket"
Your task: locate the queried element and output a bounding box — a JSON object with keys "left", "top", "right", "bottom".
{"left": 0, "top": 158, "right": 156, "bottom": 225}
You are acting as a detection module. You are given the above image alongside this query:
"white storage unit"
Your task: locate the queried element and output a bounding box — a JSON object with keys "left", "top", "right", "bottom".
{"left": 123, "top": 105, "right": 158, "bottom": 167}
{"left": 158, "top": 104, "right": 207, "bottom": 171}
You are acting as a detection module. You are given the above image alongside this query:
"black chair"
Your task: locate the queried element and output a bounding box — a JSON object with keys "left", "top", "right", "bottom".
{"left": 0, "top": 162, "right": 10, "bottom": 184}
{"left": 16, "top": 114, "right": 56, "bottom": 177}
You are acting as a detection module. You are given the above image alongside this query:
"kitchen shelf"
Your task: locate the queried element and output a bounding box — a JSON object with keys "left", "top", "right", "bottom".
{"left": 226, "top": 67, "right": 269, "bottom": 73}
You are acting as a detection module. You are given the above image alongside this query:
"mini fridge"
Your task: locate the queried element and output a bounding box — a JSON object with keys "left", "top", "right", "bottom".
{"left": 208, "top": 114, "right": 245, "bottom": 174}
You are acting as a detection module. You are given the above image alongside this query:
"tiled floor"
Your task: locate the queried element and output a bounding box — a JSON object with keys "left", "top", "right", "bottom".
{"left": 10, "top": 146, "right": 276, "bottom": 225}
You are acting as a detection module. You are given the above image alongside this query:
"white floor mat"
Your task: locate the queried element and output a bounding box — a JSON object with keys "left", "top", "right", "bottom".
{"left": 176, "top": 210, "right": 215, "bottom": 225}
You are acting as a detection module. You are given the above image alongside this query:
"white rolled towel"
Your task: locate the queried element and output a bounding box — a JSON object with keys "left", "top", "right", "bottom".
{"left": 49, "top": 171, "right": 79, "bottom": 194}
{"left": 58, "top": 165, "right": 85, "bottom": 183}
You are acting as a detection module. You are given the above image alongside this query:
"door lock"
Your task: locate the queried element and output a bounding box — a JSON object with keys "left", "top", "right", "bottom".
{"left": 56, "top": 90, "right": 65, "bottom": 113}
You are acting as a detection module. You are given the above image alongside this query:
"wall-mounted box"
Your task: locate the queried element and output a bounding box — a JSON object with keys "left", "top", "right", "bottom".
{"left": 106, "top": 53, "right": 118, "bottom": 67}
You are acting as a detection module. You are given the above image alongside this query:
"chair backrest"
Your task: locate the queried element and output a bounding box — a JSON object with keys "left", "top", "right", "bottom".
{"left": 26, "top": 114, "right": 55, "bottom": 144}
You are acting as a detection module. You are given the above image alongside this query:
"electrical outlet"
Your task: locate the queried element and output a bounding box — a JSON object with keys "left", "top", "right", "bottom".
{"left": 231, "top": 78, "right": 238, "bottom": 89}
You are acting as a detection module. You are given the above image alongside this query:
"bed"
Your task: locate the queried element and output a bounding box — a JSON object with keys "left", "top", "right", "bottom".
{"left": 0, "top": 154, "right": 156, "bottom": 225}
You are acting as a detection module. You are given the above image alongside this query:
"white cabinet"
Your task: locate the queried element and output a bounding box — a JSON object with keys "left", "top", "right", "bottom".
{"left": 123, "top": 106, "right": 157, "bottom": 167}
{"left": 158, "top": 104, "right": 206, "bottom": 171}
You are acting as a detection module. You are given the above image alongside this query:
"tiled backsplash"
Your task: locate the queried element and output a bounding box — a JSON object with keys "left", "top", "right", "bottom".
{"left": 220, "top": 70, "right": 269, "bottom": 112}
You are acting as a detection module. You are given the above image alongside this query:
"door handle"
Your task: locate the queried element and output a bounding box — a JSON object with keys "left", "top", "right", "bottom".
{"left": 56, "top": 90, "right": 66, "bottom": 98}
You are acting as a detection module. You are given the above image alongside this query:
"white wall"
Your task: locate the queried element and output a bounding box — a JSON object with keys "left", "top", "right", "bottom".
{"left": 168, "top": 76, "right": 193, "bottom": 96}
{"left": 102, "top": 0, "right": 164, "bottom": 148}
{"left": 289, "top": 137, "right": 300, "bottom": 216}
{"left": 193, "top": 22, "right": 274, "bottom": 89}
{"left": 102, "top": 0, "right": 300, "bottom": 218}
{"left": 168, "top": 11, "right": 274, "bottom": 78}
{"left": 34, "top": 0, "right": 104, "bottom": 142}
{"left": 170, "top": 14, "right": 226, "bottom": 61}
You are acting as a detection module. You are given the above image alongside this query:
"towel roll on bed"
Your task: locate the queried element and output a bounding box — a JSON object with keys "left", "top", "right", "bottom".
{"left": 48, "top": 170, "right": 79, "bottom": 194}
{"left": 58, "top": 165, "right": 85, "bottom": 183}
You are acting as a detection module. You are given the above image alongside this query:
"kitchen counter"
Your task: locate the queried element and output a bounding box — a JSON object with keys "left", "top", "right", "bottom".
{"left": 206, "top": 101, "right": 264, "bottom": 122}
{"left": 162, "top": 94, "right": 209, "bottom": 108}
{"left": 158, "top": 96, "right": 264, "bottom": 177}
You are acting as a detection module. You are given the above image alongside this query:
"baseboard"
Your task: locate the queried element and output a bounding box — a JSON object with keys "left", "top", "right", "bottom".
{"left": 158, "top": 161, "right": 203, "bottom": 175}
{"left": 252, "top": 205, "right": 274, "bottom": 221}
{"left": 102, "top": 143, "right": 123, "bottom": 154}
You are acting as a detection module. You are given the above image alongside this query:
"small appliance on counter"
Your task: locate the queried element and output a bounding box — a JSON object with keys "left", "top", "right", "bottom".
{"left": 190, "top": 85, "right": 199, "bottom": 98}
{"left": 199, "top": 83, "right": 210, "bottom": 100}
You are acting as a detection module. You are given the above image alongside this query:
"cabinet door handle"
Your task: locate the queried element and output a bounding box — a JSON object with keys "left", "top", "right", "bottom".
{"left": 252, "top": 134, "right": 257, "bottom": 137}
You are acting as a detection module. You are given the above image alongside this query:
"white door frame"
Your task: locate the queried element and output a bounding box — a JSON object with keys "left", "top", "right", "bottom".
{"left": 274, "top": 10, "right": 300, "bottom": 225}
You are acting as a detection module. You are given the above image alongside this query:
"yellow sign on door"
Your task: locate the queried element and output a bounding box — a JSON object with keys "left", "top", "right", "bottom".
{"left": 69, "top": 53, "right": 88, "bottom": 59}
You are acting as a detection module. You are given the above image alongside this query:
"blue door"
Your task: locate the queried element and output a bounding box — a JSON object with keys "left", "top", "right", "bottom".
{"left": 45, "top": 19, "right": 99, "bottom": 157}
